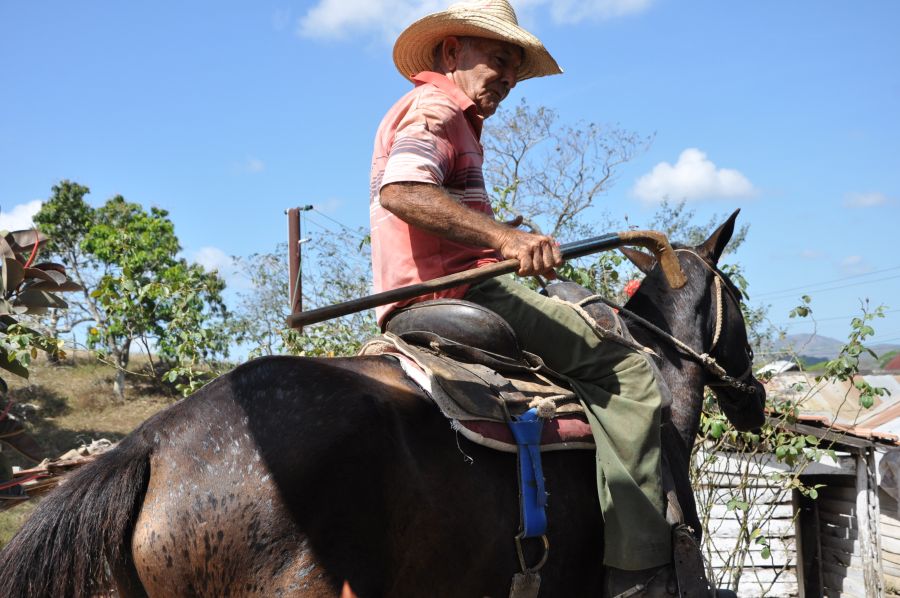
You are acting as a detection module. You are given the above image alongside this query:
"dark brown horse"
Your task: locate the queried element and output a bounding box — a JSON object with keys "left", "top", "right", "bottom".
{"left": 0, "top": 212, "right": 765, "bottom": 597}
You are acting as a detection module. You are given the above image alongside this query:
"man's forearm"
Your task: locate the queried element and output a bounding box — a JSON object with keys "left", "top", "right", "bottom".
{"left": 379, "top": 182, "right": 508, "bottom": 250}
{"left": 379, "top": 181, "right": 562, "bottom": 276}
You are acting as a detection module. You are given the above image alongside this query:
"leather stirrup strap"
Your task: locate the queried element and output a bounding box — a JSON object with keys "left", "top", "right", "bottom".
{"left": 661, "top": 451, "right": 685, "bottom": 526}
{"left": 672, "top": 525, "right": 714, "bottom": 597}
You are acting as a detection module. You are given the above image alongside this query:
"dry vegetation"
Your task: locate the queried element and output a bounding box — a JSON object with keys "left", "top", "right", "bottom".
{"left": 0, "top": 353, "right": 178, "bottom": 545}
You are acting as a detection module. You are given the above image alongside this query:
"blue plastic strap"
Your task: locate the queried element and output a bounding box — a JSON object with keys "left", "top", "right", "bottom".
{"left": 508, "top": 408, "right": 548, "bottom": 538}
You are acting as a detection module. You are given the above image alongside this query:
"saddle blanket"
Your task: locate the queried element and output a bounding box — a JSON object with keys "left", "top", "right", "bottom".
{"left": 360, "top": 333, "right": 595, "bottom": 453}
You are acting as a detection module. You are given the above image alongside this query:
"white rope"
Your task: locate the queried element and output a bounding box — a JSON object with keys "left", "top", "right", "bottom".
{"left": 591, "top": 250, "right": 756, "bottom": 394}
{"left": 708, "top": 275, "right": 724, "bottom": 353}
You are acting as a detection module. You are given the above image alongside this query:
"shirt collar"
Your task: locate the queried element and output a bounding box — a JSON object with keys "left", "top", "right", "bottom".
{"left": 412, "top": 71, "right": 483, "bottom": 138}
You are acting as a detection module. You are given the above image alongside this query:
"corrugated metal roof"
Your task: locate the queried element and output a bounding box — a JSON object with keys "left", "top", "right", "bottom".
{"left": 756, "top": 360, "right": 799, "bottom": 376}
{"left": 763, "top": 372, "right": 900, "bottom": 445}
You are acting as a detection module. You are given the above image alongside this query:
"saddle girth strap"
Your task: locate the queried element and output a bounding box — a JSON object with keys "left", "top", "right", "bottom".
{"left": 507, "top": 408, "right": 550, "bottom": 598}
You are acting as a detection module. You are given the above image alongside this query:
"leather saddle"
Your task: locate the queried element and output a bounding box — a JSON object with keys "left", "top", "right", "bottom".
{"left": 382, "top": 282, "right": 624, "bottom": 363}
{"left": 362, "top": 289, "right": 626, "bottom": 452}
{"left": 383, "top": 298, "right": 582, "bottom": 421}
{"left": 383, "top": 299, "right": 523, "bottom": 360}
{"left": 369, "top": 289, "right": 694, "bottom": 545}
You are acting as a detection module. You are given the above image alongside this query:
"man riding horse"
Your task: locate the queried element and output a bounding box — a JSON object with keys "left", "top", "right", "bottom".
{"left": 371, "top": 1, "right": 699, "bottom": 596}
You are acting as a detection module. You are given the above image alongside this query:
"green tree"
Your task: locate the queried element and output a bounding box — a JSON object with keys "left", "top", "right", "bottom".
{"left": 230, "top": 231, "right": 376, "bottom": 359}
{"left": 29, "top": 181, "right": 98, "bottom": 344}
{"left": 291, "top": 232, "right": 377, "bottom": 357}
{"left": 34, "top": 182, "right": 229, "bottom": 399}
{"left": 483, "top": 101, "right": 766, "bottom": 323}
{"left": 229, "top": 249, "right": 294, "bottom": 357}
{"left": 484, "top": 99, "right": 653, "bottom": 241}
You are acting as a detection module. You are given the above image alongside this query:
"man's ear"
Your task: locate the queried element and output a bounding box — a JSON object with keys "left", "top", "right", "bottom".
{"left": 439, "top": 36, "right": 462, "bottom": 72}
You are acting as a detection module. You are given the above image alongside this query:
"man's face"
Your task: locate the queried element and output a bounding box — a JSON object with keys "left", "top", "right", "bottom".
{"left": 446, "top": 37, "right": 522, "bottom": 118}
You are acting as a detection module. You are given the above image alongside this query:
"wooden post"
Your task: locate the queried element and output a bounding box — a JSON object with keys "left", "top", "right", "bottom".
{"left": 857, "top": 447, "right": 885, "bottom": 597}
{"left": 287, "top": 206, "right": 313, "bottom": 317}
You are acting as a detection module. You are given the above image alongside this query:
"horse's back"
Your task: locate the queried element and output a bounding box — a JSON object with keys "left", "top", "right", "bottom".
{"left": 130, "top": 355, "right": 408, "bottom": 595}
{"left": 132, "top": 354, "right": 604, "bottom": 596}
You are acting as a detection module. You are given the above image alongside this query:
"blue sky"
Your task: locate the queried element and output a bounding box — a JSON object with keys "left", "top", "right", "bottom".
{"left": 1, "top": 1, "right": 898, "bottom": 352}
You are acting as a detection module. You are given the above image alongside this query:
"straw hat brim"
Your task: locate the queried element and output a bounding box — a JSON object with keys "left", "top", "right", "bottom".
{"left": 393, "top": 8, "right": 562, "bottom": 83}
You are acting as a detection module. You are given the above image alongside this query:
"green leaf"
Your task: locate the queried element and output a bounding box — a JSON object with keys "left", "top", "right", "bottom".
{"left": 0, "top": 348, "right": 29, "bottom": 379}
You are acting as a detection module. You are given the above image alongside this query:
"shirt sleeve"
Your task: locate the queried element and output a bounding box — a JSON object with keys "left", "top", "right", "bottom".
{"left": 380, "top": 95, "right": 458, "bottom": 189}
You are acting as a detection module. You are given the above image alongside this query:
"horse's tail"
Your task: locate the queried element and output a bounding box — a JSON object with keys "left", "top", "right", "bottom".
{"left": 0, "top": 430, "right": 152, "bottom": 597}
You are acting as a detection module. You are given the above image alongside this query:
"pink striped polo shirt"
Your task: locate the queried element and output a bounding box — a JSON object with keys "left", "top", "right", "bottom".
{"left": 370, "top": 71, "right": 500, "bottom": 326}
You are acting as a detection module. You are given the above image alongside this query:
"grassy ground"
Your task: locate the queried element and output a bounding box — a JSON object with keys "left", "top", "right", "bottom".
{"left": 0, "top": 354, "right": 178, "bottom": 546}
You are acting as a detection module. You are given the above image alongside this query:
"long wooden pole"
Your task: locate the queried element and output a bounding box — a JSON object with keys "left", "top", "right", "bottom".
{"left": 287, "top": 229, "right": 685, "bottom": 330}
{"left": 287, "top": 205, "right": 314, "bottom": 317}
{"left": 287, "top": 208, "right": 301, "bottom": 316}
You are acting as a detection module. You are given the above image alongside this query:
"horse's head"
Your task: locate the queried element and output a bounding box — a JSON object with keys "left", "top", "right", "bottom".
{"left": 622, "top": 210, "right": 766, "bottom": 433}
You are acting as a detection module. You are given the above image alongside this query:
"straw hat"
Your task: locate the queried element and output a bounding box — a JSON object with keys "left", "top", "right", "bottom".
{"left": 393, "top": 0, "right": 562, "bottom": 82}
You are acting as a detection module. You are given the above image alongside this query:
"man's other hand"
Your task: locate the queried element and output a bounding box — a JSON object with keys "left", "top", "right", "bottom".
{"left": 497, "top": 228, "right": 562, "bottom": 277}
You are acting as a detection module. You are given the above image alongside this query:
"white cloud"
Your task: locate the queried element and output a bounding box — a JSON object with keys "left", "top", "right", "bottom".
{"left": 0, "top": 200, "right": 42, "bottom": 232}
{"left": 230, "top": 156, "right": 265, "bottom": 175}
{"left": 193, "top": 246, "right": 232, "bottom": 272}
{"left": 190, "top": 247, "right": 249, "bottom": 290}
{"left": 531, "top": 0, "right": 652, "bottom": 24}
{"left": 245, "top": 157, "right": 265, "bottom": 174}
{"left": 632, "top": 148, "right": 756, "bottom": 203}
{"left": 800, "top": 249, "right": 824, "bottom": 260}
{"left": 297, "top": 0, "right": 652, "bottom": 40}
{"left": 315, "top": 197, "right": 345, "bottom": 214}
{"left": 839, "top": 255, "right": 872, "bottom": 276}
{"left": 843, "top": 191, "right": 894, "bottom": 208}
{"left": 298, "top": 0, "right": 440, "bottom": 40}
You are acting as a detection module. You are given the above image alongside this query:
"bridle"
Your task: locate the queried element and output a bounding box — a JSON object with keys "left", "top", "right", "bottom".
{"left": 580, "top": 249, "right": 758, "bottom": 395}
{"left": 672, "top": 249, "right": 757, "bottom": 395}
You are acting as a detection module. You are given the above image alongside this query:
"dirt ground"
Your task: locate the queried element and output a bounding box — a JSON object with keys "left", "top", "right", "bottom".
{"left": 0, "top": 354, "right": 179, "bottom": 546}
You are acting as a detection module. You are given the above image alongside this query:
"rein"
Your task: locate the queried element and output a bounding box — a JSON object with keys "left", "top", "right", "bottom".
{"left": 579, "top": 249, "right": 757, "bottom": 395}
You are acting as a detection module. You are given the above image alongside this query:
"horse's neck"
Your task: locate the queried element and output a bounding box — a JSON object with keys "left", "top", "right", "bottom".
{"left": 624, "top": 288, "right": 709, "bottom": 452}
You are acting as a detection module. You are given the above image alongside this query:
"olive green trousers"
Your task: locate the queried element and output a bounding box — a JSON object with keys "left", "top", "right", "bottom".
{"left": 464, "top": 276, "right": 671, "bottom": 570}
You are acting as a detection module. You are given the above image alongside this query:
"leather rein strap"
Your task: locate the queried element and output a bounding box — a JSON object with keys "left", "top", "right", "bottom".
{"left": 582, "top": 249, "right": 757, "bottom": 395}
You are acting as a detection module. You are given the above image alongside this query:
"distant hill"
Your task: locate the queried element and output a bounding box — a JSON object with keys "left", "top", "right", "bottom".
{"left": 773, "top": 334, "right": 900, "bottom": 368}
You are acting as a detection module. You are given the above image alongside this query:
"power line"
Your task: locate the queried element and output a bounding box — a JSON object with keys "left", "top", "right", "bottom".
{"left": 757, "top": 274, "right": 900, "bottom": 302}
{"left": 871, "top": 330, "right": 900, "bottom": 340}
{"left": 304, "top": 214, "right": 369, "bottom": 245}
{"left": 776, "top": 308, "right": 900, "bottom": 327}
{"left": 301, "top": 216, "right": 370, "bottom": 266}
{"left": 310, "top": 208, "right": 367, "bottom": 240}
{"left": 754, "top": 265, "right": 900, "bottom": 299}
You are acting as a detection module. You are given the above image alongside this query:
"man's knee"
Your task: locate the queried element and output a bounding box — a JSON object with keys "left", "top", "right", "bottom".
{"left": 617, "top": 350, "right": 668, "bottom": 407}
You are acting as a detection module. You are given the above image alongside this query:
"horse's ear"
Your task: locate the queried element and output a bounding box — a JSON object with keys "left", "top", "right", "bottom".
{"left": 699, "top": 209, "right": 740, "bottom": 264}
{"left": 620, "top": 247, "right": 657, "bottom": 274}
